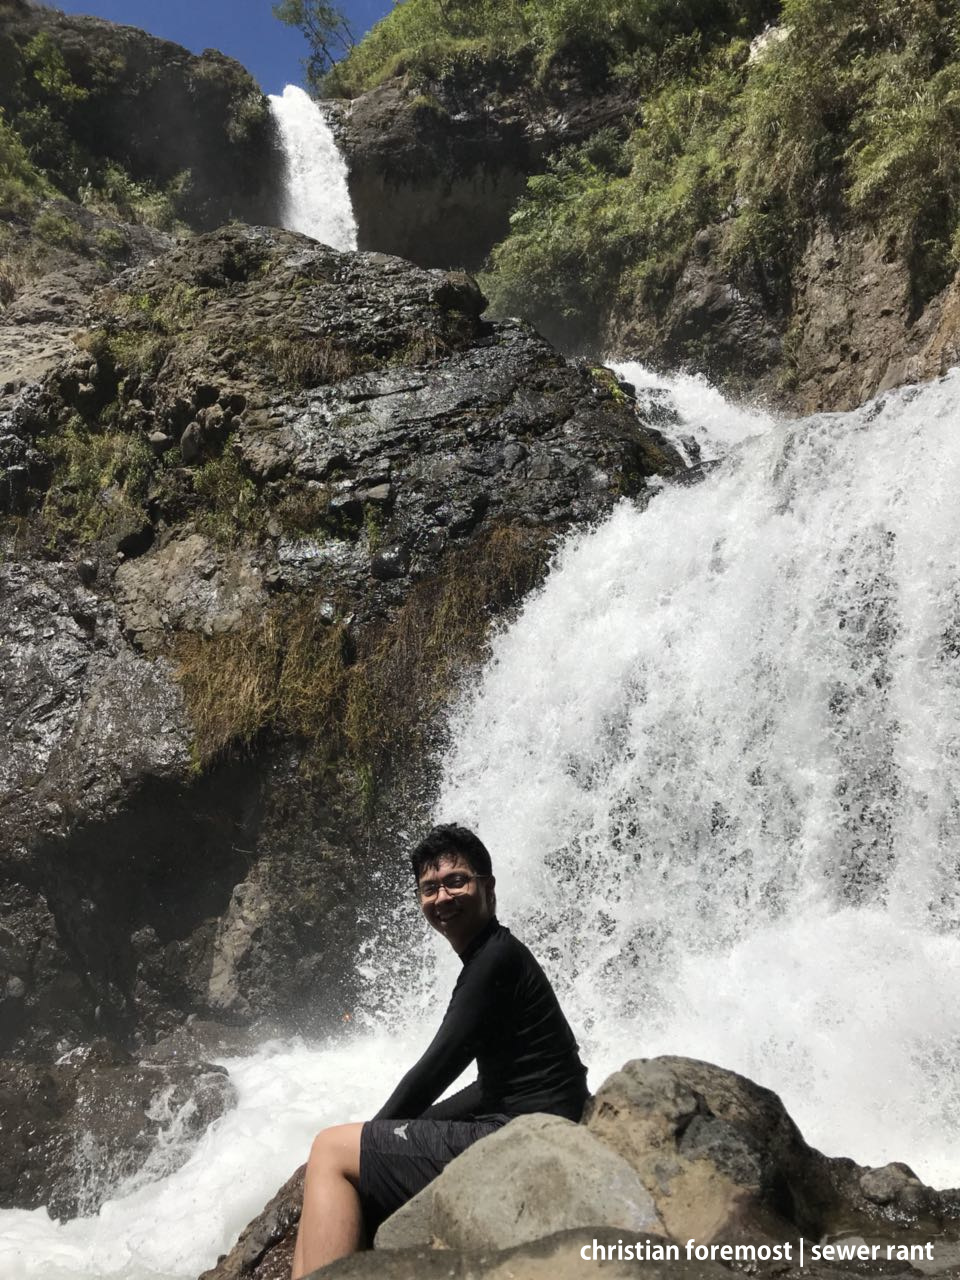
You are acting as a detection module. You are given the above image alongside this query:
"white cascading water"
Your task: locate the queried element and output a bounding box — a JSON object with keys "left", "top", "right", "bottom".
{"left": 437, "top": 361, "right": 960, "bottom": 1184}
{"left": 268, "top": 84, "right": 357, "bottom": 250}
{"left": 4, "top": 363, "right": 960, "bottom": 1277}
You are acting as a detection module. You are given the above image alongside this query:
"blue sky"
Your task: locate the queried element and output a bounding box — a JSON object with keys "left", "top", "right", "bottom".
{"left": 47, "top": 0, "right": 395, "bottom": 95}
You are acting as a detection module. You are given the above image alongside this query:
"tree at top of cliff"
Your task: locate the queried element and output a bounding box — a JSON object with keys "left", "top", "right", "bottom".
{"left": 273, "top": 0, "right": 355, "bottom": 94}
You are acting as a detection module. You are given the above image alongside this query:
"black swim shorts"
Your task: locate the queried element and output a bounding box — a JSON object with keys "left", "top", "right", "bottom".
{"left": 358, "top": 1114, "right": 509, "bottom": 1235}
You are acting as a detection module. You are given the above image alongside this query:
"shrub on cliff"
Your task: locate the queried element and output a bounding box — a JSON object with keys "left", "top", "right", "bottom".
{"left": 0, "top": 5, "right": 282, "bottom": 232}
{"left": 483, "top": 0, "right": 960, "bottom": 345}
{"left": 0, "top": 106, "right": 49, "bottom": 217}
{"left": 323, "top": 0, "right": 775, "bottom": 96}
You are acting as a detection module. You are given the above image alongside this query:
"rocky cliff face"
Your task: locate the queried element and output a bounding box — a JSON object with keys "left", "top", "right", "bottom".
{"left": 330, "top": 50, "right": 634, "bottom": 271}
{"left": 331, "top": 38, "right": 960, "bottom": 414}
{"left": 0, "top": 0, "right": 283, "bottom": 230}
{"left": 0, "top": 223, "right": 682, "bottom": 1059}
{"left": 606, "top": 219, "right": 960, "bottom": 414}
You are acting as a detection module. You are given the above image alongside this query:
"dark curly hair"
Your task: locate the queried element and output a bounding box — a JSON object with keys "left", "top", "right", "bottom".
{"left": 409, "top": 823, "right": 493, "bottom": 882}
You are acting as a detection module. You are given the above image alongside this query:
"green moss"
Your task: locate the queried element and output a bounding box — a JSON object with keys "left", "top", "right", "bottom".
{"left": 591, "top": 366, "right": 629, "bottom": 402}
{"left": 39, "top": 417, "right": 151, "bottom": 545}
{"left": 32, "top": 207, "right": 89, "bottom": 251}
{"left": 192, "top": 448, "right": 261, "bottom": 543}
{"left": 153, "top": 282, "right": 211, "bottom": 333}
{"left": 363, "top": 503, "right": 385, "bottom": 553}
{"left": 408, "top": 92, "right": 450, "bottom": 118}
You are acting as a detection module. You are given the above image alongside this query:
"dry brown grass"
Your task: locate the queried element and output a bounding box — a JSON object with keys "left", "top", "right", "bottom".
{"left": 173, "top": 524, "right": 552, "bottom": 770}
{"left": 173, "top": 607, "right": 349, "bottom": 762}
{"left": 261, "top": 335, "right": 370, "bottom": 388}
{"left": 274, "top": 485, "right": 332, "bottom": 535}
{"left": 395, "top": 325, "right": 451, "bottom": 366}
{"left": 0, "top": 258, "right": 20, "bottom": 306}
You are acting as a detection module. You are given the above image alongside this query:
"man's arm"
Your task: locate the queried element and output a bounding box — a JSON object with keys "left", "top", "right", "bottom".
{"left": 420, "top": 1080, "right": 483, "bottom": 1120}
{"left": 373, "top": 942, "right": 513, "bottom": 1120}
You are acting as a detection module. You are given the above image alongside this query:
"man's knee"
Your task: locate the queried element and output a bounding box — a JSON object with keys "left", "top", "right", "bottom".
{"left": 308, "top": 1123, "right": 362, "bottom": 1180}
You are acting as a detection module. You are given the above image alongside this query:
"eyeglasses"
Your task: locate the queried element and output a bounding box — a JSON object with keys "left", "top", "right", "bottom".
{"left": 416, "top": 872, "right": 489, "bottom": 901}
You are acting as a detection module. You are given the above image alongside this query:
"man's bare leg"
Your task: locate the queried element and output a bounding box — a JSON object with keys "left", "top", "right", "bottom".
{"left": 291, "top": 1122, "right": 364, "bottom": 1279}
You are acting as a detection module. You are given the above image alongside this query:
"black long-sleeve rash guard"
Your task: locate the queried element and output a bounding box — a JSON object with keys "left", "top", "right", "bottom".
{"left": 373, "top": 917, "right": 589, "bottom": 1123}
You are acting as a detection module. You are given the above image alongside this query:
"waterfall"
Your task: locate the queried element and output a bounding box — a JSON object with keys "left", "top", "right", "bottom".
{"left": 268, "top": 84, "right": 357, "bottom": 250}
{"left": 4, "top": 367, "right": 960, "bottom": 1278}
{"left": 435, "top": 363, "right": 960, "bottom": 1187}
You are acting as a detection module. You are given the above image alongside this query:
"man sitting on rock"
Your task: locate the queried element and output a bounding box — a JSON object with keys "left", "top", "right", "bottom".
{"left": 291, "top": 823, "right": 589, "bottom": 1278}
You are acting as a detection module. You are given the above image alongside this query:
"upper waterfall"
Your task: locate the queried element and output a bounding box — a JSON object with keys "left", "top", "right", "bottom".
{"left": 268, "top": 84, "right": 357, "bottom": 250}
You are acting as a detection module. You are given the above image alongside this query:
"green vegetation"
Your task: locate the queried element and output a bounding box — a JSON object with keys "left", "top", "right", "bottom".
{"left": 39, "top": 416, "right": 151, "bottom": 545}
{"left": 32, "top": 206, "right": 88, "bottom": 250}
{"left": 193, "top": 448, "right": 261, "bottom": 544}
{"left": 1, "top": 20, "right": 266, "bottom": 237}
{"left": 477, "top": 0, "right": 960, "bottom": 342}
{"left": 174, "top": 524, "right": 551, "bottom": 768}
{"left": 0, "top": 107, "right": 50, "bottom": 217}
{"left": 24, "top": 33, "right": 89, "bottom": 104}
{"left": 79, "top": 164, "right": 186, "bottom": 232}
{"left": 77, "top": 325, "right": 173, "bottom": 381}
{"left": 274, "top": 0, "right": 356, "bottom": 95}
{"left": 324, "top": 0, "right": 773, "bottom": 96}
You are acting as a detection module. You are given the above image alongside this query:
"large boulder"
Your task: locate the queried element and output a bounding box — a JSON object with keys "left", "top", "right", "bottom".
{"left": 586, "top": 1057, "right": 960, "bottom": 1243}
{"left": 375, "top": 1113, "right": 661, "bottom": 1251}
{"left": 201, "top": 1057, "right": 960, "bottom": 1280}
{"left": 321, "top": 1228, "right": 728, "bottom": 1280}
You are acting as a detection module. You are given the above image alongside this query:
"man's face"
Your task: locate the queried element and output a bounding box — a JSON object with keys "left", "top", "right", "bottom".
{"left": 417, "top": 852, "right": 495, "bottom": 954}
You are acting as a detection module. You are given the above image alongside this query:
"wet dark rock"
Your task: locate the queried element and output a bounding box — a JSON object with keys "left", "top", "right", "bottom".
{"left": 371, "top": 544, "right": 410, "bottom": 582}
{"left": 139, "top": 1018, "right": 273, "bottom": 1065}
{"left": 0, "top": 1046, "right": 235, "bottom": 1219}
{"left": 330, "top": 54, "right": 637, "bottom": 271}
{"left": 0, "top": 224, "right": 683, "bottom": 1057}
{"left": 199, "top": 1165, "right": 304, "bottom": 1280}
